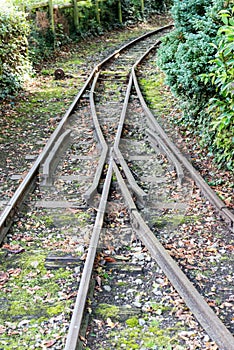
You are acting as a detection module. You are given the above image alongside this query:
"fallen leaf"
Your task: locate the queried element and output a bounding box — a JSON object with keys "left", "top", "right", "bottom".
{"left": 2, "top": 244, "right": 25, "bottom": 254}
{"left": 66, "top": 291, "right": 77, "bottom": 299}
{"left": 0, "top": 325, "right": 6, "bottom": 334}
{"left": 0, "top": 271, "right": 9, "bottom": 284}
{"left": 106, "top": 317, "right": 116, "bottom": 328}
{"left": 79, "top": 335, "right": 87, "bottom": 342}
{"left": 93, "top": 319, "right": 104, "bottom": 329}
{"left": 204, "top": 343, "right": 218, "bottom": 349}
{"left": 7, "top": 268, "right": 21, "bottom": 277}
{"left": 43, "top": 339, "right": 57, "bottom": 348}
{"left": 114, "top": 255, "right": 130, "bottom": 261}
{"left": 96, "top": 275, "right": 102, "bottom": 287}
{"left": 67, "top": 208, "right": 80, "bottom": 214}
{"left": 104, "top": 256, "right": 116, "bottom": 263}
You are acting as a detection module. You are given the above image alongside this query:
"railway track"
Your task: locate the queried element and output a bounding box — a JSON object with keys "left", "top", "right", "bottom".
{"left": 0, "top": 24, "right": 233, "bottom": 349}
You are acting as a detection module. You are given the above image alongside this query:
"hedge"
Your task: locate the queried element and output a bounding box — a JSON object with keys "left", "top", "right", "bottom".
{"left": 157, "top": 0, "right": 233, "bottom": 169}
{"left": 0, "top": 7, "right": 31, "bottom": 99}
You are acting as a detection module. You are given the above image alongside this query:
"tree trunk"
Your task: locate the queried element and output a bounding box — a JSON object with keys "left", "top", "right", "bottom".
{"left": 48, "top": 0, "right": 55, "bottom": 34}
{"left": 141, "top": 0, "right": 144, "bottom": 17}
{"left": 73, "top": 0, "right": 79, "bottom": 30}
{"left": 118, "top": 0, "right": 122, "bottom": 24}
{"left": 95, "top": 0, "right": 101, "bottom": 24}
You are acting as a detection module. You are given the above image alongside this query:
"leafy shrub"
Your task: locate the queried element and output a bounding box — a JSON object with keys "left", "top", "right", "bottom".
{"left": 0, "top": 7, "right": 31, "bottom": 99}
{"left": 144, "top": 0, "right": 173, "bottom": 17}
{"left": 28, "top": 26, "right": 55, "bottom": 66}
{"left": 157, "top": 0, "right": 233, "bottom": 169}
{"left": 171, "top": 0, "right": 222, "bottom": 35}
{"left": 157, "top": 0, "right": 224, "bottom": 126}
{"left": 121, "top": 0, "right": 171, "bottom": 23}
{"left": 203, "top": 7, "right": 234, "bottom": 168}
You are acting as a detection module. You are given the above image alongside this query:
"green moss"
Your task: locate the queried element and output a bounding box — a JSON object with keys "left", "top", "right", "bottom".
{"left": 151, "top": 214, "right": 201, "bottom": 229}
{"left": 126, "top": 317, "right": 139, "bottom": 327}
{"left": 151, "top": 214, "right": 185, "bottom": 228}
{"left": 54, "top": 268, "right": 71, "bottom": 279}
{"left": 14, "top": 75, "right": 82, "bottom": 131}
{"left": 9, "top": 300, "right": 32, "bottom": 316}
{"left": 42, "top": 215, "right": 54, "bottom": 227}
{"left": 1, "top": 21, "right": 173, "bottom": 349}
{"left": 55, "top": 211, "right": 90, "bottom": 227}
{"left": 116, "top": 281, "right": 128, "bottom": 286}
{"left": 220, "top": 255, "right": 229, "bottom": 261}
{"left": 97, "top": 315, "right": 183, "bottom": 350}
{"left": 150, "top": 302, "right": 171, "bottom": 314}
{"left": 96, "top": 304, "right": 120, "bottom": 320}
{"left": 0, "top": 252, "right": 73, "bottom": 321}
{"left": 74, "top": 211, "right": 91, "bottom": 222}
{"left": 139, "top": 72, "right": 173, "bottom": 114}
{"left": 112, "top": 173, "right": 117, "bottom": 181}
{"left": 47, "top": 303, "right": 65, "bottom": 316}
{"left": 22, "top": 253, "right": 46, "bottom": 271}
{"left": 0, "top": 316, "right": 67, "bottom": 349}
{"left": 100, "top": 271, "right": 111, "bottom": 280}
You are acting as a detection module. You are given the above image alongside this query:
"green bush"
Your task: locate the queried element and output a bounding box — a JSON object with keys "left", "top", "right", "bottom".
{"left": 144, "top": 0, "right": 173, "bottom": 17}
{"left": 28, "top": 26, "right": 55, "bottom": 66}
{"left": 204, "top": 7, "right": 234, "bottom": 168}
{"left": 120, "top": 0, "right": 171, "bottom": 23}
{"left": 157, "top": 0, "right": 224, "bottom": 126}
{"left": 0, "top": 7, "right": 31, "bottom": 99}
{"left": 157, "top": 0, "right": 233, "bottom": 169}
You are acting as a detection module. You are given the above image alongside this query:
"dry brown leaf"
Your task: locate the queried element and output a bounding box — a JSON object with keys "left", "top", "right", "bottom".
{"left": 44, "top": 339, "right": 57, "bottom": 348}
{"left": 96, "top": 275, "right": 102, "bottom": 287}
{"left": 106, "top": 317, "right": 116, "bottom": 328}
{"left": 0, "top": 271, "right": 9, "bottom": 285}
{"left": 7, "top": 268, "right": 21, "bottom": 277}
{"left": 79, "top": 335, "right": 87, "bottom": 342}
{"left": 104, "top": 256, "right": 116, "bottom": 263}
{"left": 0, "top": 325, "right": 6, "bottom": 334}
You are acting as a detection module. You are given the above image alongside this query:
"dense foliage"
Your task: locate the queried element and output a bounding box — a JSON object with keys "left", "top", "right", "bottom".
{"left": 0, "top": 0, "right": 170, "bottom": 98}
{"left": 157, "top": 0, "right": 224, "bottom": 124}
{"left": 157, "top": 0, "right": 233, "bottom": 169}
{"left": 0, "top": 7, "right": 31, "bottom": 99}
{"left": 205, "top": 7, "right": 234, "bottom": 168}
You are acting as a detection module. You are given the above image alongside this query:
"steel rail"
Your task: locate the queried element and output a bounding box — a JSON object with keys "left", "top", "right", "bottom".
{"left": 64, "top": 154, "right": 114, "bottom": 350}
{"left": 113, "top": 160, "right": 234, "bottom": 350}
{"left": 113, "top": 147, "right": 147, "bottom": 203}
{"left": 146, "top": 128, "right": 184, "bottom": 185}
{"left": 84, "top": 26, "right": 173, "bottom": 201}
{"left": 113, "top": 73, "right": 147, "bottom": 202}
{"left": 133, "top": 38, "right": 161, "bottom": 67}
{"left": 0, "top": 66, "right": 97, "bottom": 243}
{"left": 94, "top": 24, "right": 173, "bottom": 73}
{"left": 0, "top": 25, "right": 173, "bottom": 242}
{"left": 1, "top": 26, "right": 232, "bottom": 350}
{"left": 132, "top": 60, "right": 234, "bottom": 231}
{"left": 84, "top": 72, "right": 108, "bottom": 202}
{"left": 64, "top": 26, "right": 233, "bottom": 349}
{"left": 64, "top": 27, "right": 175, "bottom": 348}
{"left": 41, "top": 129, "right": 72, "bottom": 186}
{"left": 132, "top": 54, "right": 185, "bottom": 184}
{"left": 31, "top": 25, "right": 234, "bottom": 349}
{"left": 113, "top": 73, "right": 133, "bottom": 149}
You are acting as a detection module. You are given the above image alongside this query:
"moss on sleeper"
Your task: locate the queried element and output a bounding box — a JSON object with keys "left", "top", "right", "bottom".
{"left": 0, "top": 250, "right": 74, "bottom": 348}
{"left": 150, "top": 214, "right": 202, "bottom": 229}
{"left": 0, "top": 253, "right": 73, "bottom": 319}
{"left": 96, "top": 303, "right": 120, "bottom": 320}
{"left": 94, "top": 315, "right": 185, "bottom": 350}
